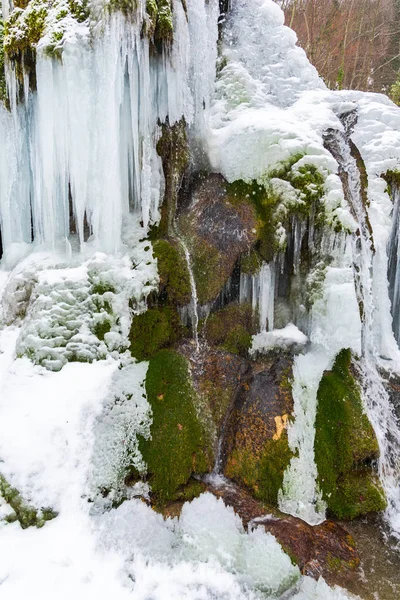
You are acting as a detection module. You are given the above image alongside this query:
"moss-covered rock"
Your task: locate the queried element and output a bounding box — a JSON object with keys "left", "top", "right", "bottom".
{"left": 223, "top": 356, "right": 295, "bottom": 505}
{"left": 0, "top": 18, "right": 7, "bottom": 104}
{"left": 178, "top": 174, "right": 257, "bottom": 305}
{"left": 0, "top": 473, "right": 57, "bottom": 528}
{"left": 152, "top": 238, "right": 191, "bottom": 306}
{"left": 191, "top": 348, "right": 249, "bottom": 433}
{"left": 145, "top": 0, "right": 173, "bottom": 44}
{"left": 153, "top": 118, "right": 189, "bottom": 240}
{"left": 204, "top": 302, "right": 256, "bottom": 356}
{"left": 314, "top": 349, "right": 386, "bottom": 519}
{"left": 138, "top": 349, "right": 212, "bottom": 503}
{"left": 227, "top": 156, "right": 329, "bottom": 264}
{"left": 129, "top": 306, "right": 185, "bottom": 361}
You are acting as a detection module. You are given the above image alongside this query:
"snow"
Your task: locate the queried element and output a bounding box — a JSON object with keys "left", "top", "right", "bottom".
{"left": 0, "top": 0, "right": 399, "bottom": 593}
{"left": 251, "top": 323, "right": 308, "bottom": 355}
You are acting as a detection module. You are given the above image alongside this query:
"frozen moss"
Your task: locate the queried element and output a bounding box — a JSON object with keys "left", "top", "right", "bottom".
{"left": 145, "top": 0, "right": 173, "bottom": 44}
{"left": 138, "top": 350, "right": 212, "bottom": 504}
{"left": 4, "top": 0, "right": 47, "bottom": 57}
{"left": 0, "top": 473, "right": 57, "bottom": 528}
{"left": 227, "top": 156, "right": 328, "bottom": 262}
{"left": 314, "top": 349, "right": 386, "bottom": 519}
{"left": 0, "top": 18, "right": 7, "bottom": 103}
{"left": 4, "top": 0, "right": 89, "bottom": 61}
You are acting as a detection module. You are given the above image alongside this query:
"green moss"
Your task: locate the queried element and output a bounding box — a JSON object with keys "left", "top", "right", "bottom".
{"left": 0, "top": 19, "right": 6, "bottom": 103}
{"left": 227, "top": 156, "right": 328, "bottom": 262}
{"left": 240, "top": 249, "right": 262, "bottom": 275}
{"left": 4, "top": 0, "right": 47, "bottom": 57}
{"left": 155, "top": 118, "right": 189, "bottom": 238}
{"left": 189, "top": 236, "right": 223, "bottom": 305}
{"left": 204, "top": 303, "right": 256, "bottom": 356}
{"left": 139, "top": 350, "right": 211, "bottom": 503}
{"left": 108, "top": 0, "right": 136, "bottom": 16}
{"left": 92, "top": 317, "right": 112, "bottom": 341}
{"left": 0, "top": 473, "right": 57, "bottom": 529}
{"left": 153, "top": 239, "right": 191, "bottom": 306}
{"left": 225, "top": 434, "right": 293, "bottom": 505}
{"left": 315, "top": 349, "right": 386, "bottom": 519}
{"left": 144, "top": 0, "right": 172, "bottom": 43}
{"left": 129, "top": 306, "right": 184, "bottom": 361}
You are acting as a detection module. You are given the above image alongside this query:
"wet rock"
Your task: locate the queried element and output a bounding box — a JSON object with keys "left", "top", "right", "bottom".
{"left": 206, "top": 480, "right": 361, "bottom": 591}
{"left": 180, "top": 342, "right": 250, "bottom": 433}
{"left": 223, "top": 355, "right": 295, "bottom": 504}
{"left": 178, "top": 174, "right": 257, "bottom": 305}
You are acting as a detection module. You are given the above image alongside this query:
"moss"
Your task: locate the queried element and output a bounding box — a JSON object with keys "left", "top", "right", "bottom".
{"left": 0, "top": 19, "right": 7, "bottom": 104}
{"left": 152, "top": 239, "right": 191, "bottom": 306}
{"left": 92, "top": 317, "right": 112, "bottom": 341}
{"left": 189, "top": 236, "right": 224, "bottom": 305}
{"left": 240, "top": 249, "right": 262, "bottom": 275}
{"left": 129, "top": 306, "right": 185, "bottom": 361}
{"left": 4, "top": 0, "right": 47, "bottom": 57}
{"left": 204, "top": 303, "right": 256, "bottom": 356}
{"left": 108, "top": 0, "right": 136, "bottom": 16}
{"left": 0, "top": 473, "right": 57, "bottom": 529}
{"left": 154, "top": 0, "right": 173, "bottom": 43}
{"left": 156, "top": 118, "right": 189, "bottom": 238}
{"left": 315, "top": 349, "right": 386, "bottom": 519}
{"left": 139, "top": 350, "right": 211, "bottom": 504}
{"left": 91, "top": 281, "right": 116, "bottom": 295}
{"left": 225, "top": 434, "right": 293, "bottom": 505}
{"left": 227, "top": 156, "right": 328, "bottom": 263}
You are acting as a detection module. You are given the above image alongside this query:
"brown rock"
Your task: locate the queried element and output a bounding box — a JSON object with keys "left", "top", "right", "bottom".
{"left": 178, "top": 174, "right": 257, "bottom": 305}
{"left": 207, "top": 480, "right": 361, "bottom": 590}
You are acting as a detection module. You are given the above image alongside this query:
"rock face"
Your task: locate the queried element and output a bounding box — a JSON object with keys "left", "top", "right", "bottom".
{"left": 223, "top": 355, "right": 295, "bottom": 505}
{"left": 206, "top": 480, "right": 361, "bottom": 591}
{"left": 178, "top": 174, "right": 257, "bottom": 305}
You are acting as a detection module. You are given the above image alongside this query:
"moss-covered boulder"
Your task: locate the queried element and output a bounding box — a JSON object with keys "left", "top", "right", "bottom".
{"left": 155, "top": 118, "right": 189, "bottom": 238}
{"left": 129, "top": 306, "right": 185, "bottom": 361}
{"left": 138, "top": 350, "right": 212, "bottom": 503}
{"left": 314, "top": 349, "right": 386, "bottom": 519}
{"left": 227, "top": 156, "right": 329, "bottom": 264}
{"left": 178, "top": 174, "right": 258, "bottom": 305}
{"left": 0, "top": 19, "right": 7, "bottom": 104}
{"left": 152, "top": 239, "right": 191, "bottom": 306}
{"left": 223, "top": 355, "right": 295, "bottom": 505}
{"left": 204, "top": 302, "right": 257, "bottom": 357}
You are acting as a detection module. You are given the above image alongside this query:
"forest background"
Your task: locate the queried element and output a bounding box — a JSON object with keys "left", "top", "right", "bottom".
{"left": 276, "top": 0, "right": 400, "bottom": 102}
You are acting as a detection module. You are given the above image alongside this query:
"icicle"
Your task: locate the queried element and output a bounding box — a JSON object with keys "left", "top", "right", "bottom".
{"left": 258, "top": 263, "right": 275, "bottom": 332}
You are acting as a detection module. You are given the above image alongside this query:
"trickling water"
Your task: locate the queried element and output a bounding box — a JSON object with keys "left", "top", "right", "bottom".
{"left": 179, "top": 236, "right": 200, "bottom": 352}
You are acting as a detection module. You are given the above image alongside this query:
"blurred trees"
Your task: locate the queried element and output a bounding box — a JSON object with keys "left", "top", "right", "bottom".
{"left": 276, "top": 0, "right": 400, "bottom": 102}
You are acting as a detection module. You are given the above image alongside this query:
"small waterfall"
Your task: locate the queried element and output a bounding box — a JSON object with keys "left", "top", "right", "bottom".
{"left": 178, "top": 236, "right": 200, "bottom": 352}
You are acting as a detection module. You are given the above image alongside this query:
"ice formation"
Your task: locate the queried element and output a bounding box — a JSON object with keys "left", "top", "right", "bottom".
{"left": 0, "top": 0, "right": 400, "bottom": 596}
